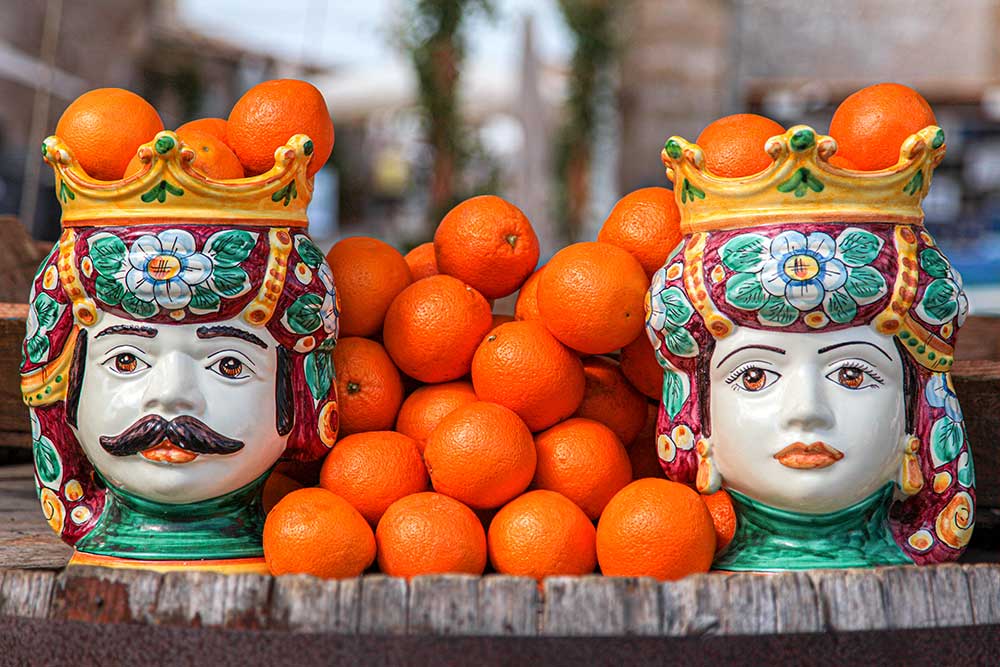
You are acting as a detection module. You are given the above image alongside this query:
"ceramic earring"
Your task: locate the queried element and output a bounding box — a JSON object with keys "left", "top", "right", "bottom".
{"left": 695, "top": 439, "right": 721, "bottom": 494}
{"left": 900, "top": 434, "right": 924, "bottom": 496}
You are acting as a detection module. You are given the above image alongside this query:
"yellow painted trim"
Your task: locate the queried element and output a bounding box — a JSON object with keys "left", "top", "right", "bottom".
{"left": 242, "top": 228, "right": 292, "bottom": 327}
{"left": 22, "top": 326, "right": 79, "bottom": 407}
{"left": 69, "top": 550, "right": 270, "bottom": 575}
{"left": 682, "top": 233, "right": 734, "bottom": 339}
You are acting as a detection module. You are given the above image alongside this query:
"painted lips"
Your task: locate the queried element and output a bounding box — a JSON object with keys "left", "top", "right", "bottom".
{"left": 774, "top": 441, "right": 844, "bottom": 469}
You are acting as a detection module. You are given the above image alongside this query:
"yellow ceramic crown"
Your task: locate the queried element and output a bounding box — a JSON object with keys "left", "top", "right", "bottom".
{"left": 661, "top": 125, "right": 945, "bottom": 235}
{"left": 42, "top": 131, "right": 315, "bottom": 228}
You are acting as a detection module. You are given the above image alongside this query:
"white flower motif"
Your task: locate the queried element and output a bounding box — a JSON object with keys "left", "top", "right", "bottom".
{"left": 124, "top": 230, "right": 213, "bottom": 310}
{"left": 317, "top": 263, "right": 340, "bottom": 337}
{"left": 760, "top": 230, "right": 847, "bottom": 311}
{"left": 645, "top": 268, "right": 668, "bottom": 333}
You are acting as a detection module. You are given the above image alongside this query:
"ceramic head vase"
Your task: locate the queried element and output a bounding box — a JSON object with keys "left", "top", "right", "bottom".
{"left": 20, "top": 132, "right": 339, "bottom": 573}
{"left": 649, "top": 126, "right": 973, "bottom": 570}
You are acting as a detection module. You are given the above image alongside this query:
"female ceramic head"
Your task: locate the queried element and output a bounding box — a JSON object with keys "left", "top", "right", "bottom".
{"left": 20, "top": 132, "right": 339, "bottom": 550}
{"left": 648, "top": 126, "right": 974, "bottom": 567}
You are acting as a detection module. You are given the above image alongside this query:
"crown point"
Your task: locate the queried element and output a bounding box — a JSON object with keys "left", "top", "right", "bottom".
{"left": 665, "top": 139, "right": 682, "bottom": 160}
{"left": 932, "top": 129, "right": 945, "bottom": 150}
{"left": 154, "top": 135, "right": 175, "bottom": 155}
{"left": 41, "top": 142, "right": 47, "bottom": 158}
{"left": 790, "top": 129, "right": 815, "bottom": 152}
{"left": 304, "top": 140, "right": 314, "bottom": 156}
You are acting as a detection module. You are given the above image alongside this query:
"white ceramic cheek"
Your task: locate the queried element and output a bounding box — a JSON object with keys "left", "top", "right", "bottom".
{"left": 709, "top": 325, "right": 906, "bottom": 514}
{"left": 74, "top": 313, "right": 285, "bottom": 504}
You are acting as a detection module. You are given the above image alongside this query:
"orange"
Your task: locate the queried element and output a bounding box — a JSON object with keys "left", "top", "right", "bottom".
{"left": 319, "top": 431, "right": 428, "bottom": 525}
{"left": 125, "top": 129, "right": 244, "bottom": 180}
{"left": 228, "top": 78, "right": 334, "bottom": 176}
{"left": 333, "top": 337, "right": 404, "bottom": 436}
{"left": 471, "top": 321, "right": 585, "bottom": 431}
{"left": 620, "top": 334, "right": 663, "bottom": 400}
{"left": 596, "top": 478, "right": 715, "bottom": 580}
{"left": 395, "top": 380, "right": 478, "bottom": 452}
{"left": 597, "top": 188, "right": 683, "bottom": 278}
{"left": 176, "top": 117, "right": 229, "bottom": 144}
{"left": 828, "top": 154, "right": 858, "bottom": 170}
{"left": 702, "top": 489, "right": 737, "bottom": 555}
{"left": 423, "top": 401, "right": 536, "bottom": 509}
{"left": 326, "top": 237, "right": 412, "bottom": 338}
{"left": 513, "top": 267, "right": 543, "bottom": 321}
{"left": 696, "top": 114, "right": 785, "bottom": 177}
{"left": 262, "top": 470, "right": 303, "bottom": 513}
{"left": 537, "top": 242, "right": 648, "bottom": 354}
{"left": 404, "top": 242, "right": 439, "bottom": 280}
{"left": 488, "top": 490, "right": 596, "bottom": 579}
{"left": 376, "top": 492, "right": 487, "bottom": 577}
{"left": 434, "top": 195, "right": 540, "bottom": 299}
{"left": 263, "top": 487, "right": 375, "bottom": 578}
{"left": 829, "top": 83, "right": 937, "bottom": 171}
{"left": 56, "top": 88, "right": 164, "bottom": 181}
{"left": 574, "top": 356, "right": 648, "bottom": 446}
{"left": 532, "top": 418, "right": 632, "bottom": 520}
{"left": 383, "top": 275, "right": 493, "bottom": 383}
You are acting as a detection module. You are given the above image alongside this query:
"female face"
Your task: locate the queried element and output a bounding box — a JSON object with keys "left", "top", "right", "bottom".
{"left": 709, "top": 324, "right": 906, "bottom": 514}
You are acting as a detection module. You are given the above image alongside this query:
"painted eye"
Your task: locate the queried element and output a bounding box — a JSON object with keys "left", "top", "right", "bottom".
{"left": 209, "top": 356, "right": 250, "bottom": 380}
{"left": 104, "top": 353, "right": 148, "bottom": 375}
{"left": 727, "top": 366, "right": 780, "bottom": 392}
{"left": 826, "top": 364, "right": 882, "bottom": 390}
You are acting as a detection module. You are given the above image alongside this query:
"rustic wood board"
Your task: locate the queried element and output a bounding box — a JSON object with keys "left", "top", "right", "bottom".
{"left": 2, "top": 562, "right": 999, "bottom": 636}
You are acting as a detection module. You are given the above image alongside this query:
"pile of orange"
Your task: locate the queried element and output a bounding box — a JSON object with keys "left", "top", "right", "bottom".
{"left": 258, "top": 81, "right": 934, "bottom": 582}
{"left": 55, "top": 79, "right": 334, "bottom": 181}
{"left": 262, "top": 187, "right": 736, "bottom": 583}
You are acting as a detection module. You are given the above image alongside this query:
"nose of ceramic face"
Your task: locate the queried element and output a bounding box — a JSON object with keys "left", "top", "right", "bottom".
{"left": 140, "top": 351, "right": 207, "bottom": 416}
{"left": 779, "top": 365, "right": 835, "bottom": 434}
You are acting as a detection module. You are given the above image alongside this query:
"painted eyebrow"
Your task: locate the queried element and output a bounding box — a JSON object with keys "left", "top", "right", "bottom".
{"left": 196, "top": 325, "right": 268, "bottom": 349}
{"left": 94, "top": 325, "right": 157, "bottom": 339}
{"left": 715, "top": 345, "right": 786, "bottom": 368}
{"left": 817, "top": 340, "right": 893, "bottom": 361}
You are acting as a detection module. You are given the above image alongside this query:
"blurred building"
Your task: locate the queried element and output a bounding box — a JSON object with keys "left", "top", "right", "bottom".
{"left": 0, "top": 0, "right": 326, "bottom": 240}
{"left": 619, "top": 0, "right": 1000, "bottom": 305}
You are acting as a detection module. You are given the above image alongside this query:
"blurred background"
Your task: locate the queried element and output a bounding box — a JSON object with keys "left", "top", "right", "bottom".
{"left": 0, "top": 0, "right": 997, "bottom": 311}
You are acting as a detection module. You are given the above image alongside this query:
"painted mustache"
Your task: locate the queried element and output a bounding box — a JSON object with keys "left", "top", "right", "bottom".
{"left": 99, "top": 415, "right": 245, "bottom": 458}
{"left": 774, "top": 441, "right": 844, "bottom": 469}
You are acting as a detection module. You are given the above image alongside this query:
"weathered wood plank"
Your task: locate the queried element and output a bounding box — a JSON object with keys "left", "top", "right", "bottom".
{"left": 408, "top": 574, "right": 479, "bottom": 635}
{"left": 964, "top": 563, "right": 1000, "bottom": 624}
{"left": 660, "top": 573, "right": 727, "bottom": 636}
{"left": 926, "top": 564, "right": 975, "bottom": 627}
{"left": 880, "top": 565, "right": 937, "bottom": 629}
{"left": 0, "top": 568, "right": 56, "bottom": 618}
{"left": 269, "top": 574, "right": 342, "bottom": 633}
{"left": 720, "top": 573, "right": 779, "bottom": 634}
{"left": 542, "top": 575, "right": 661, "bottom": 636}
{"left": 770, "top": 571, "right": 823, "bottom": 633}
{"left": 357, "top": 575, "right": 407, "bottom": 635}
{"left": 810, "top": 569, "right": 887, "bottom": 631}
{"left": 0, "top": 464, "right": 73, "bottom": 569}
{"left": 477, "top": 575, "right": 538, "bottom": 636}
{"left": 953, "top": 359, "right": 1000, "bottom": 507}
{"left": 50, "top": 565, "right": 163, "bottom": 624}
{"left": 153, "top": 571, "right": 272, "bottom": 629}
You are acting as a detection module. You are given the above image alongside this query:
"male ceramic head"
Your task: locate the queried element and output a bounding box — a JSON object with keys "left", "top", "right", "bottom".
{"left": 21, "top": 224, "right": 339, "bottom": 544}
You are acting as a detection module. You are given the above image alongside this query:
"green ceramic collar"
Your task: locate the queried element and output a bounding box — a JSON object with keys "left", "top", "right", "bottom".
{"left": 713, "top": 482, "right": 912, "bottom": 571}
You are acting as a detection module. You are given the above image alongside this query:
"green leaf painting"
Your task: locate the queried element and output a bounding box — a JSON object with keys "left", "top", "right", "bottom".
{"left": 89, "top": 234, "right": 128, "bottom": 277}
{"left": 758, "top": 295, "right": 797, "bottom": 326}
{"left": 659, "top": 286, "right": 695, "bottom": 325}
{"left": 844, "top": 266, "right": 887, "bottom": 305}
{"left": 304, "top": 350, "right": 334, "bottom": 401}
{"left": 33, "top": 436, "right": 61, "bottom": 489}
{"left": 918, "top": 279, "right": 959, "bottom": 325}
{"left": 285, "top": 293, "right": 324, "bottom": 334}
{"left": 209, "top": 265, "right": 251, "bottom": 298}
{"left": 919, "top": 248, "right": 950, "bottom": 279}
{"left": 930, "top": 417, "right": 964, "bottom": 467}
{"left": 720, "top": 234, "right": 769, "bottom": 273}
{"left": 836, "top": 229, "right": 883, "bottom": 267}
{"left": 661, "top": 367, "right": 689, "bottom": 421}
{"left": 725, "top": 271, "right": 767, "bottom": 311}
{"left": 294, "top": 236, "right": 325, "bottom": 269}
{"left": 824, "top": 290, "right": 858, "bottom": 324}
{"left": 205, "top": 230, "right": 257, "bottom": 268}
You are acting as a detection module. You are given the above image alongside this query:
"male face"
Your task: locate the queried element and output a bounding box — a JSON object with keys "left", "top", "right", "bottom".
{"left": 74, "top": 312, "right": 284, "bottom": 504}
